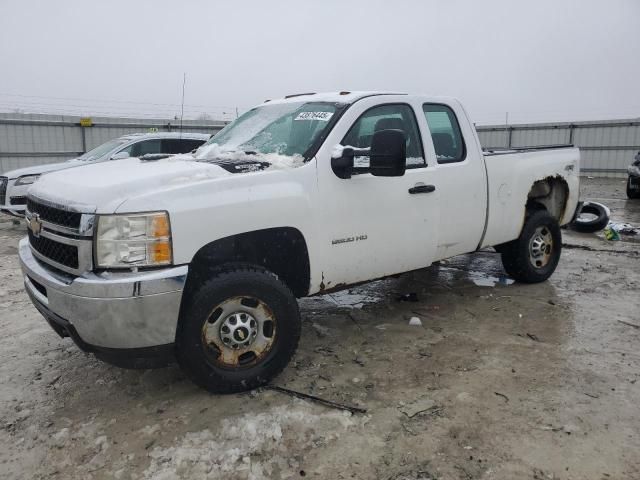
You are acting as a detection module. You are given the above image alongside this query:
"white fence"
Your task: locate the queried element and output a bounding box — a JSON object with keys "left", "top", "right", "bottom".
{"left": 2, "top": 113, "right": 638, "bottom": 177}
{"left": 0, "top": 113, "right": 227, "bottom": 173}
{"left": 476, "top": 118, "right": 640, "bottom": 177}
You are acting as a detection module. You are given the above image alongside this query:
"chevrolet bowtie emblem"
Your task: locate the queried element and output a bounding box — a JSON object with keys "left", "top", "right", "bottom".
{"left": 27, "top": 213, "right": 42, "bottom": 238}
{"left": 237, "top": 330, "right": 246, "bottom": 340}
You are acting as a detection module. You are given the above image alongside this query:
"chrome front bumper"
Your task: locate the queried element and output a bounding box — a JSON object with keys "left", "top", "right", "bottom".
{"left": 19, "top": 237, "right": 187, "bottom": 350}
{"left": 1, "top": 204, "right": 26, "bottom": 217}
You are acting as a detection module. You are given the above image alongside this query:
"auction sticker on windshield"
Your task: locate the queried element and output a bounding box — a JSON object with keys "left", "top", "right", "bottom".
{"left": 295, "top": 111, "right": 334, "bottom": 121}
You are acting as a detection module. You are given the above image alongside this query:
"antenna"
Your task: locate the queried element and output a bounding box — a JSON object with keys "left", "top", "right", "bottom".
{"left": 180, "top": 72, "right": 186, "bottom": 138}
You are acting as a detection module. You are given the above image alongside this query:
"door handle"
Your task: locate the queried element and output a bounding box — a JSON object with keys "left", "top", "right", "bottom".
{"left": 408, "top": 184, "right": 436, "bottom": 194}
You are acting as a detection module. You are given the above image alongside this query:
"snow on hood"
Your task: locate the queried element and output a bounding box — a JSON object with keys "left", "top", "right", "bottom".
{"left": 194, "top": 143, "right": 304, "bottom": 170}
{"left": 2, "top": 157, "right": 85, "bottom": 179}
{"left": 28, "top": 157, "right": 230, "bottom": 212}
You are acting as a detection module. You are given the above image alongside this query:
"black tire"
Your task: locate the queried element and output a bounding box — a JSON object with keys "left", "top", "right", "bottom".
{"left": 627, "top": 176, "right": 640, "bottom": 199}
{"left": 176, "top": 264, "right": 301, "bottom": 394}
{"left": 571, "top": 202, "right": 609, "bottom": 233}
{"left": 500, "top": 209, "right": 562, "bottom": 283}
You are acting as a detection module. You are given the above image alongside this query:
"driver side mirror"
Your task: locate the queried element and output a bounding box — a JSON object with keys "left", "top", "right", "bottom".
{"left": 330, "top": 129, "right": 406, "bottom": 179}
{"left": 110, "top": 151, "right": 130, "bottom": 160}
{"left": 369, "top": 129, "right": 406, "bottom": 177}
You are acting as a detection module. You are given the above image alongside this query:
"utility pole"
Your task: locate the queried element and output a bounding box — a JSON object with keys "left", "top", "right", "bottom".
{"left": 179, "top": 73, "right": 186, "bottom": 137}
{"left": 505, "top": 111, "right": 510, "bottom": 148}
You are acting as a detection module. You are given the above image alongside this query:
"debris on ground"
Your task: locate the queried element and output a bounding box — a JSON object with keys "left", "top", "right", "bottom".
{"left": 607, "top": 221, "right": 639, "bottom": 236}
{"left": 604, "top": 225, "right": 621, "bottom": 241}
{"left": 398, "top": 397, "right": 440, "bottom": 418}
{"left": 266, "top": 385, "right": 367, "bottom": 414}
{"left": 311, "top": 322, "right": 330, "bottom": 338}
{"left": 397, "top": 292, "right": 419, "bottom": 302}
{"left": 618, "top": 320, "right": 640, "bottom": 329}
{"left": 408, "top": 316, "right": 423, "bottom": 326}
{"left": 494, "top": 392, "right": 510, "bottom": 403}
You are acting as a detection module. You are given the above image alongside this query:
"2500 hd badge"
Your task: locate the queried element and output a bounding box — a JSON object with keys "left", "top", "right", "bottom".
{"left": 332, "top": 234, "right": 368, "bottom": 245}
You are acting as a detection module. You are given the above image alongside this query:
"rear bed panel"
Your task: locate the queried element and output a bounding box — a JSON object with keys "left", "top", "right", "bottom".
{"left": 480, "top": 148, "right": 580, "bottom": 248}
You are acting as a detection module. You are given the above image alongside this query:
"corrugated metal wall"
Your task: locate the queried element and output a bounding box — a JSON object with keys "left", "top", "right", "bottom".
{"left": 2, "top": 113, "right": 638, "bottom": 177}
{"left": 0, "top": 113, "right": 227, "bottom": 173}
{"left": 477, "top": 119, "right": 640, "bottom": 177}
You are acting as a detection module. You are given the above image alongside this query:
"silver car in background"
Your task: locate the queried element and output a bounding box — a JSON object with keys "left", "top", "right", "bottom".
{"left": 0, "top": 132, "right": 210, "bottom": 217}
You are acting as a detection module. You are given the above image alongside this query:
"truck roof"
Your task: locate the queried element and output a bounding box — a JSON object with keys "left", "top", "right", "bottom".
{"left": 262, "top": 91, "right": 459, "bottom": 107}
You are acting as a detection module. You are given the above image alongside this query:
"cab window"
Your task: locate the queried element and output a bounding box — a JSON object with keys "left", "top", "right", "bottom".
{"left": 342, "top": 104, "right": 425, "bottom": 170}
{"left": 130, "top": 139, "right": 162, "bottom": 157}
{"left": 162, "top": 138, "right": 206, "bottom": 154}
{"left": 422, "top": 104, "right": 466, "bottom": 163}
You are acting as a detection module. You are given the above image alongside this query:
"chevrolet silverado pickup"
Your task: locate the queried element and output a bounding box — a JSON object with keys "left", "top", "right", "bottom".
{"left": 18, "top": 92, "right": 581, "bottom": 393}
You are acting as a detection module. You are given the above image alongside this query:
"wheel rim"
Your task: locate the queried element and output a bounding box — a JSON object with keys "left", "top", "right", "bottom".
{"left": 201, "top": 296, "right": 277, "bottom": 368}
{"left": 529, "top": 225, "right": 554, "bottom": 269}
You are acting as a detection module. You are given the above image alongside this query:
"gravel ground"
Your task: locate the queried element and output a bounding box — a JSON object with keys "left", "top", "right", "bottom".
{"left": 0, "top": 177, "right": 639, "bottom": 480}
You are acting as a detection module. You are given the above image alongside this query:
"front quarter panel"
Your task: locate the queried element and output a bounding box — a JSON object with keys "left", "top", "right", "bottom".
{"left": 115, "top": 161, "right": 320, "bottom": 269}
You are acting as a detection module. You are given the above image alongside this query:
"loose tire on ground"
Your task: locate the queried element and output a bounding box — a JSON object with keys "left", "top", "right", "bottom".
{"left": 571, "top": 202, "right": 610, "bottom": 233}
{"left": 627, "top": 176, "right": 640, "bottom": 199}
{"left": 176, "top": 264, "right": 301, "bottom": 394}
{"left": 500, "top": 209, "right": 562, "bottom": 283}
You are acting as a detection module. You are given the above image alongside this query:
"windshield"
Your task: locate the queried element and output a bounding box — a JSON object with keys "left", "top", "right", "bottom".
{"left": 78, "top": 139, "right": 129, "bottom": 162}
{"left": 195, "top": 101, "right": 344, "bottom": 162}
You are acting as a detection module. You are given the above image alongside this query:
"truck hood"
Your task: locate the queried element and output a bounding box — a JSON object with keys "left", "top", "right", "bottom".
{"left": 28, "top": 157, "right": 230, "bottom": 212}
{"left": 3, "top": 158, "right": 86, "bottom": 179}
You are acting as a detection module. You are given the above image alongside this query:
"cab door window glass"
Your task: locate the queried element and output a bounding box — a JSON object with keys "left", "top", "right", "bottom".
{"left": 131, "top": 139, "right": 162, "bottom": 157}
{"left": 342, "top": 104, "right": 425, "bottom": 170}
{"left": 422, "top": 104, "right": 466, "bottom": 163}
{"left": 162, "top": 139, "right": 206, "bottom": 154}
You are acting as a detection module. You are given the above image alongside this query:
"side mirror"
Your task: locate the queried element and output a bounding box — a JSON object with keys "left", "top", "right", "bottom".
{"left": 110, "top": 151, "right": 130, "bottom": 160}
{"left": 331, "top": 147, "right": 355, "bottom": 179}
{"left": 369, "top": 129, "right": 406, "bottom": 177}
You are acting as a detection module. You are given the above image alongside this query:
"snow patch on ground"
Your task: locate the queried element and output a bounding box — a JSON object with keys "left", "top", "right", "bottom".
{"left": 143, "top": 402, "right": 356, "bottom": 479}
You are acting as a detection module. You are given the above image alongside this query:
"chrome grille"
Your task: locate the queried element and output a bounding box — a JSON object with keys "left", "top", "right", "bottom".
{"left": 0, "top": 177, "right": 7, "bottom": 205}
{"left": 25, "top": 196, "right": 95, "bottom": 275}
{"left": 26, "top": 198, "right": 82, "bottom": 229}
{"left": 28, "top": 230, "right": 79, "bottom": 269}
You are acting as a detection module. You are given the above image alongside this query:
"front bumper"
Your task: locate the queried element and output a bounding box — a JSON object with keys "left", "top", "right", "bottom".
{"left": 1, "top": 180, "right": 28, "bottom": 217}
{"left": 19, "top": 237, "right": 188, "bottom": 357}
{"left": 1, "top": 206, "right": 26, "bottom": 217}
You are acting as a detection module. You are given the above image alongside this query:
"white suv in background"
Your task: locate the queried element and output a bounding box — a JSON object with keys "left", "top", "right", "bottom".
{"left": 0, "top": 132, "right": 210, "bottom": 217}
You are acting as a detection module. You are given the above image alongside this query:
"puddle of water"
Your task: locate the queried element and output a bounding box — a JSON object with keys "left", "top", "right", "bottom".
{"left": 440, "top": 267, "right": 514, "bottom": 287}
{"left": 323, "top": 290, "right": 383, "bottom": 309}
{"left": 305, "top": 280, "right": 389, "bottom": 309}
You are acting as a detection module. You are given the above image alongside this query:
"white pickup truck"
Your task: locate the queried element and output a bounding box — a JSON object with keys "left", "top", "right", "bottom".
{"left": 19, "top": 92, "right": 580, "bottom": 393}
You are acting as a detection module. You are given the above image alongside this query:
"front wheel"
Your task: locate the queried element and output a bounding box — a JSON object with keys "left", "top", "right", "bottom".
{"left": 500, "top": 210, "right": 562, "bottom": 283}
{"left": 176, "top": 265, "right": 301, "bottom": 393}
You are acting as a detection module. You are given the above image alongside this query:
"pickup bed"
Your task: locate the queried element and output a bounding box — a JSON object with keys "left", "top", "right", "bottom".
{"left": 19, "top": 92, "right": 580, "bottom": 392}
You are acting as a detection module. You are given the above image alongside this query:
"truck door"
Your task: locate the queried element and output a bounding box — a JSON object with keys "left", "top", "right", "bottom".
{"left": 315, "top": 100, "right": 440, "bottom": 288}
{"left": 419, "top": 102, "right": 487, "bottom": 259}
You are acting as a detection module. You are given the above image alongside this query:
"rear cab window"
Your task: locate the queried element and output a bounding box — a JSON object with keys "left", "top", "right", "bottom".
{"left": 422, "top": 104, "right": 466, "bottom": 164}
{"left": 342, "top": 103, "right": 425, "bottom": 171}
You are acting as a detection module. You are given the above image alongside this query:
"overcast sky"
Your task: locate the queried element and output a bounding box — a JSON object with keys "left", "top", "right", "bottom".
{"left": 1, "top": 0, "right": 639, "bottom": 124}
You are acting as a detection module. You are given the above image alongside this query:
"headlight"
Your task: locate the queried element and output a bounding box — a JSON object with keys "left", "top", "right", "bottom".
{"left": 95, "top": 212, "right": 173, "bottom": 268}
{"left": 15, "top": 174, "right": 41, "bottom": 186}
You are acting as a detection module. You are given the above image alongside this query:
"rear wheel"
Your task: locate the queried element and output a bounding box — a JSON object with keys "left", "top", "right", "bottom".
{"left": 500, "top": 210, "right": 562, "bottom": 283}
{"left": 176, "top": 265, "right": 301, "bottom": 393}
